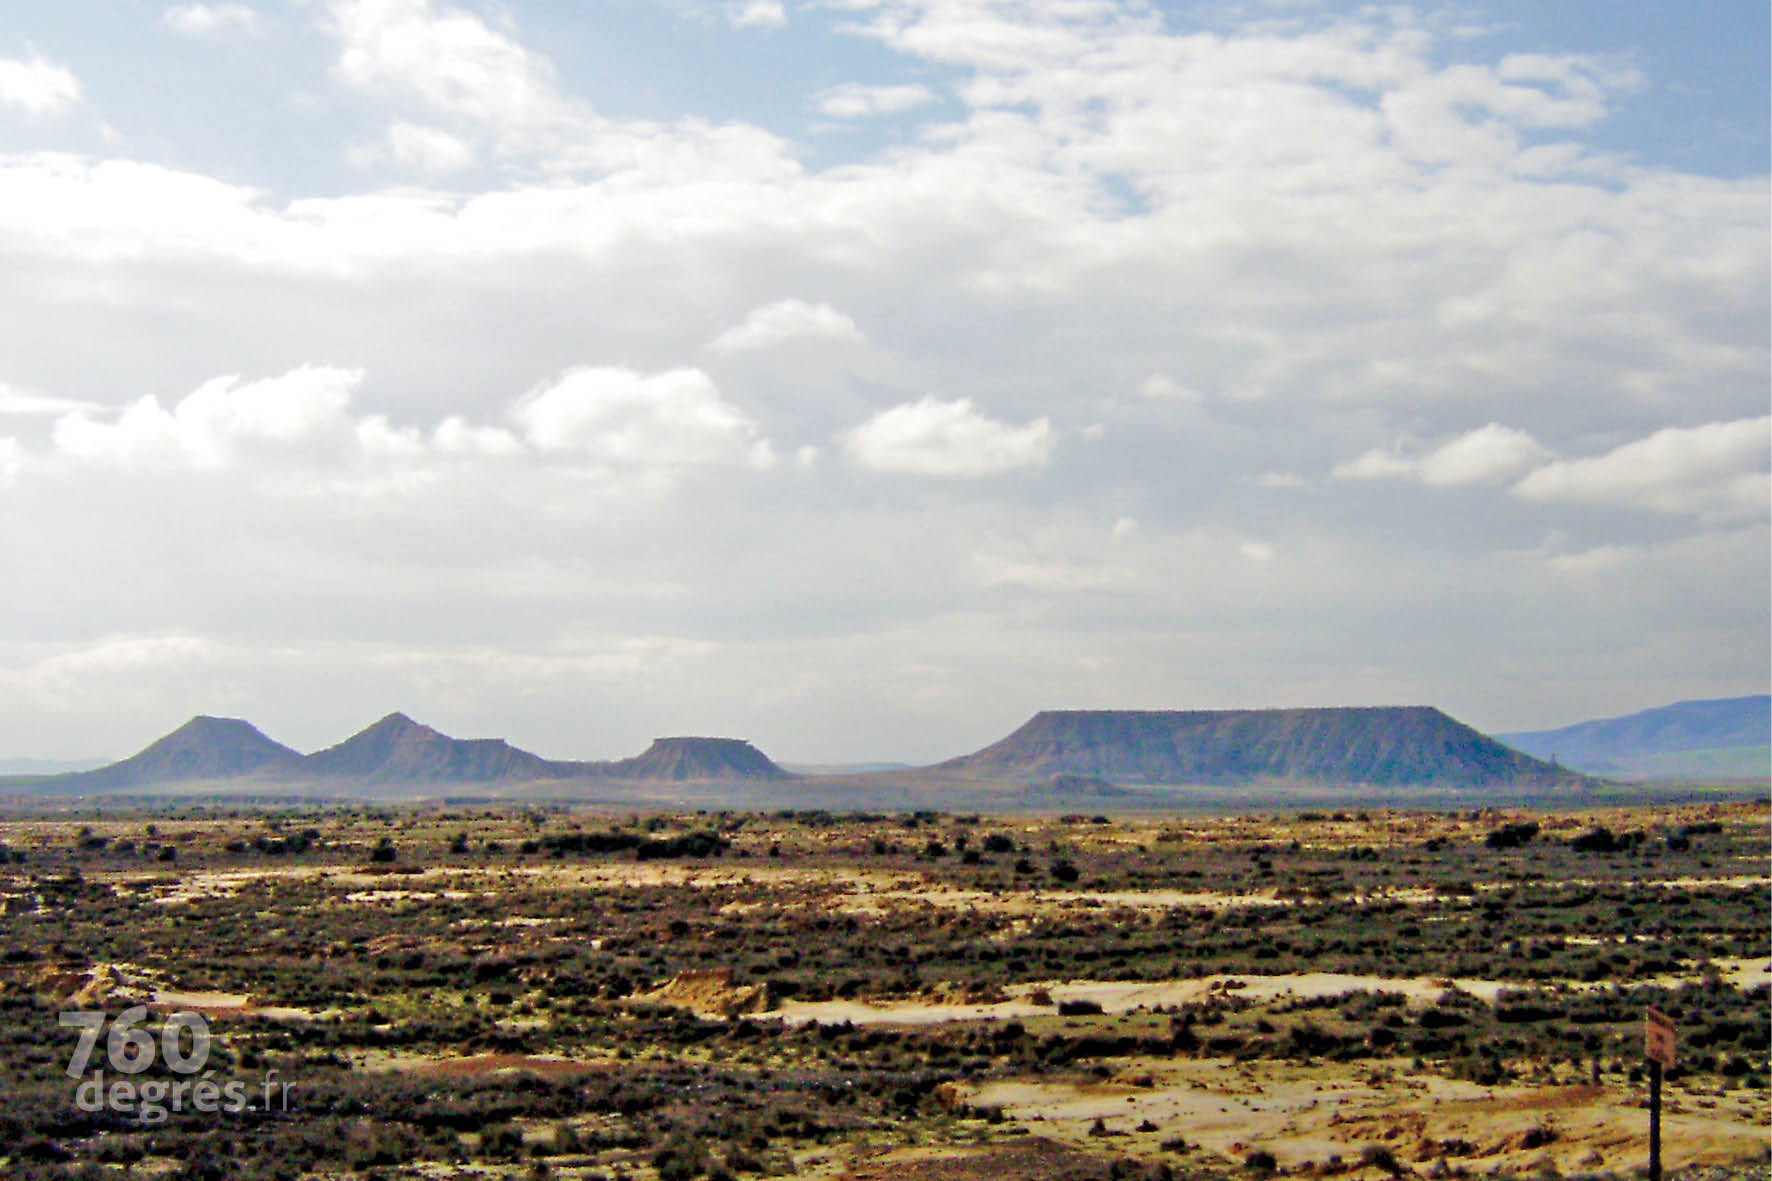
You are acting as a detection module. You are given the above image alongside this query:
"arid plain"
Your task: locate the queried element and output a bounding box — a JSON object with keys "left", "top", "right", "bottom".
{"left": 0, "top": 799, "right": 1765, "bottom": 1179}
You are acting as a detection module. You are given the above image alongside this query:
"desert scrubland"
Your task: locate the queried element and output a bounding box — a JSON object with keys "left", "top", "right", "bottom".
{"left": 0, "top": 801, "right": 1765, "bottom": 1180}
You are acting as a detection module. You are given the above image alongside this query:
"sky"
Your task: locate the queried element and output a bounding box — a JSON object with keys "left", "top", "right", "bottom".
{"left": 0, "top": 0, "right": 1766, "bottom": 765}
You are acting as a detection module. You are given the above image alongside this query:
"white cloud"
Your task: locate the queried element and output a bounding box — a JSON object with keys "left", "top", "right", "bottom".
{"left": 1416, "top": 423, "right": 1551, "bottom": 486}
{"left": 1514, "top": 417, "right": 1770, "bottom": 519}
{"left": 1257, "top": 472, "right": 1305, "bottom": 489}
{"left": 709, "top": 299, "right": 864, "bottom": 351}
{"left": 433, "top": 415, "right": 522, "bottom": 456}
{"left": 816, "top": 83, "right": 936, "bottom": 118}
{"left": 0, "top": 55, "right": 80, "bottom": 117}
{"left": 0, "top": 436, "right": 18, "bottom": 485}
{"left": 1331, "top": 448, "right": 1416, "bottom": 481}
{"left": 1138, "top": 374, "right": 1202, "bottom": 405}
{"left": 1333, "top": 423, "right": 1549, "bottom": 486}
{"left": 30, "top": 362, "right": 781, "bottom": 486}
{"left": 1334, "top": 418, "right": 1768, "bottom": 520}
{"left": 729, "top": 0, "right": 787, "bottom": 30}
{"left": 163, "top": 4, "right": 263, "bottom": 38}
{"left": 1111, "top": 516, "right": 1137, "bottom": 540}
{"left": 354, "top": 413, "right": 425, "bottom": 457}
{"left": 1239, "top": 539, "right": 1275, "bottom": 562}
{"left": 53, "top": 366, "right": 363, "bottom": 469}
{"left": 512, "top": 367, "right": 775, "bottom": 469}
{"left": 973, "top": 552, "right": 1118, "bottom": 591}
{"left": 1544, "top": 543, "right": 1643, "bottom": 577}
{"left": 4, "top": 633, "right": 228, "bottom": 722}
{"left": 323, "top": 0, "right": 574, "bottom": 152}
{"left": 0, "top": 384, "right": 100, "bottom": 416}
{"left": 843, "top": 396, "right": 1055, "bottom": 477}
{"left": 378, "top": 120, "right": 477, "bottom": 174}
{"left": 32, "top": 633, "right": 216, "bottom": 681}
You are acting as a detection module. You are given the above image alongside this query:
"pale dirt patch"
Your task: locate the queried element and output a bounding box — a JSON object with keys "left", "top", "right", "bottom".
{"left": 828, "top": 885, "right": 1292, "bottom": 918}
{"left": 339, "top": 888, "right": 472, "bottom": 903}
{"left": 780, "top": 960, "right": 1771, "bottom": 1027}
{"left": 360, "top": 1051, "right": 598, "bottom": 1079}
{"left": 141, "top": 866, "right": 332, "bottom": 905}
{"left": 495, "top": 862, "right": 913, "bottom": 891}
{"left": 781, "top": 974, "right": 1510, "bottom": 1026}
{"left": 781, "top": 996, "right": 1050, "bottom": 1027}
{"left": 961, "top": 1057, "right": 1767, "bottom": 1177}
{"left": 1711, "top": 956, "right": 1772, "bottom": 990}
{"left": 26, "top": 960, "right": 325, "bottom": 1021}
{"left": 152, "top": 988, "right": 251, "bottom": 1009}
{"left": 148, "top": 988, "right": 327, "bottom": 1022}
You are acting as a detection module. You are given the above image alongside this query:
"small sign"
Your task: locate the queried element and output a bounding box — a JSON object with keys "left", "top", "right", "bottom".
{"left": 1645, "top": 1006, "right": 1677, "bottom": 1068}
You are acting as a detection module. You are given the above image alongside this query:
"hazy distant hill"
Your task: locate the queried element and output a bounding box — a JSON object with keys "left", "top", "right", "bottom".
{"left": 1016, "top": 773, "right": 1134, "bottom": 805}
{"left": 48, "top": 716, "right": 301, "bottom": 792}
{"left": 607, "top": 737, "right": 792, "bottom": 781}
{"left": 300, "top": 712, "right": 579, "bottom": 784}
{"left": 942, "top": 707, "right": 1581, "bottom": 788}
{"left": 1498, "top": 696, "right": 1771, "bottom": 781}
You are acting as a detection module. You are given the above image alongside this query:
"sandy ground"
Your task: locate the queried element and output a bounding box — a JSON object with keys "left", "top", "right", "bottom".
{"left": 961, "top": 1057, "right": 1768, "bottom": 1177}
{"left": 150, "top": 990, "right": 325, "bottom": 1022}
{"left": 358, "top": 1051, "right": 598, "bottom": 1079}
{"left": 776, "top": 959, "right": 1772, "bottom": 1027}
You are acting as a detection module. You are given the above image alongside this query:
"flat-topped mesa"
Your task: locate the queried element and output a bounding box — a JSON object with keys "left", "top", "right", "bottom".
{"left": 941, "top": 706, "right": 1584, "bottom": 788}
{"left": 299, "top": 711, "right": 571, "bottom": 784}
{"left": 608, "top": 736, "right": 793, "bottom": 782}
{"left": 55, "top": 715, "right": 302, "bottom": 791}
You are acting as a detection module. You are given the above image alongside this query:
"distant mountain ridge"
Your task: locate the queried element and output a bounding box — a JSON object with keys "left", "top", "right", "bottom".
{"left": 18, "top": 703, "right": 1609, "bottom": 799}
{"left": 1499, "top": 696, "right": 1771, "bottom": 781}
{"left": 942, "top": 707, "right": 1582, "bottom": 788}
{"left": 31, "top": 713, "right": 792, "bottom": 794}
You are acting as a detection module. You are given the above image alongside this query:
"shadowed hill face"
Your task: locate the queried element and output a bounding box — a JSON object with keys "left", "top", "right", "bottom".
{"left": 53, "top": 716, "right": 301, "bottom": 791}
{"left": 609, "top": 737, "right": 792, "bottom": 781}
{"left": 942, "top": 707, "right": 1582, "bottom": 788}
{"left": 299, "top": 712, "right": 569, "bottom": 783}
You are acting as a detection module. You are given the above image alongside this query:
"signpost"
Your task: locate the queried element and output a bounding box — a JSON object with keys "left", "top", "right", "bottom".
{"left": 1644, "top": 1007, "right": 1676, "bottom": 1181}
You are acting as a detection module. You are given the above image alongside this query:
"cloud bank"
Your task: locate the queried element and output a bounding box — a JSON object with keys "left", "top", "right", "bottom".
{"left": 0, "top": 0, "right": 1762, "bottom": 762}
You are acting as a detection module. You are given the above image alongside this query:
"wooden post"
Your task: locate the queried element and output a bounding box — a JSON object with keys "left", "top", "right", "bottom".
{"left": 1647, "top": 1057, "right": 1661, "bottom": 1181}
{"left": 1644, "top": 1006, "right": 1675, "bottom": 1181}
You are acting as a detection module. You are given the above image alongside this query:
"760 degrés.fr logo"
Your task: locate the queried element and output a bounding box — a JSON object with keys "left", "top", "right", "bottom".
{"left": 60, "top": 1005, "right": 210, "bottom": 1077}
{"left": 59, "top": 1006, "right": 290, "bottom": 1124}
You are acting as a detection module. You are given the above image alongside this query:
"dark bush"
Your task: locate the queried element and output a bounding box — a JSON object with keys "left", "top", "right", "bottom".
{"left": 1485, "top": 822, "right": 1539, "bottom": 849}
{"left": 1360, "top": 1145, "right": 1404, "bottom": 1176}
